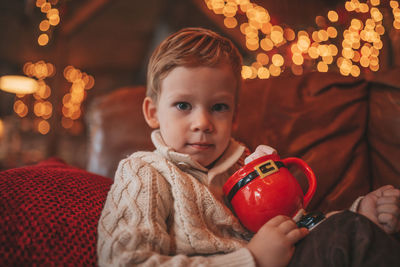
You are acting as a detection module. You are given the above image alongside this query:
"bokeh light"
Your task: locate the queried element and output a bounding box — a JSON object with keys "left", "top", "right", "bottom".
{"left": 204, "top": 0, "right": 400, "bottom": 79}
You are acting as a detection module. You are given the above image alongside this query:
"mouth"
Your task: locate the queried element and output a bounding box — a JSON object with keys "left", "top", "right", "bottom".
{"left": 187, "top": 142, "right": 214, "bottom": 151}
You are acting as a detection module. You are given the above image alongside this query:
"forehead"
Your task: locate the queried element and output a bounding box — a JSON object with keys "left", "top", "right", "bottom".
{"left": 160, "top": 65, "right": 237, "bottom": 100}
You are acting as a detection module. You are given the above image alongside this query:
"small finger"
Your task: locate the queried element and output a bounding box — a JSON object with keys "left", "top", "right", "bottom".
{"left": 266, "top": 215, "right": 291, "bottom": 227}
{"left": 378, "top": 213, "right": 399, "bottom": 233}
{"left": 377, "top": 196, "right": 400, "bottom": 206}
{"left": 277, "top": 219, "right": 297, "bottom": 234}
{"left": 382, "top": 188, "right": 400, "bottom": 198}
{"left": 376, "top": 204, "right": 400, "bottom": 217}
{"left": 287, "top": 227, "right": 309, "bottom": 244}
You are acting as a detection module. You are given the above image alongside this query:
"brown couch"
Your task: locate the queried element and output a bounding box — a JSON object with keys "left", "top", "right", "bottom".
{"left": 86, "top": 68, "right": 400, "bottom": 213}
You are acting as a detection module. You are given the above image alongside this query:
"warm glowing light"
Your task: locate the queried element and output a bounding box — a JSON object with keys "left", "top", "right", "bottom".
{"left": 359, "top": 3, "right": 369, "bottom": 13}
{"left": 34, "top": 101, "right": 44, "bottom": 117}
{"left": 260, "top": 38, "right": 273, "bottom": 51}
{"left": 85, "top": 75, "right": 95, "bottom": 90}
{"left": 240, "top": 23, "right": 248, "bottom": 34}
{"left": 311, "top": 31, "right": 320, "bottom": 42}
{"left": 260, "top": 23, "right": 271, "bottom": 35}
{"left": 317, "top": 30, "right": 328, "bottom": 42}
{"left": 284, "top": 28, "right": 295, "bottom": 41}
{"left": 315, "top": 16, "right": 326, "bottom": 28}
{"left": 271, "top": 54, "right": 284, "bottom": 66}
{"left": 342, "top": 48, "right": 354, "bottom": 59}
{"left": 256, "top": 53, "right": 269, "bottom": 65}
{"left": 352, "top": 51, "right": 361, "bottom": 62}
{"left": 47, "top": 8, "right": 59, "bottom": 18}
{"left": 36, "top": 0, "right": 46, "bottom": 8}
{"left": 0, "top": 75, "right": 38, "bottom": 94}
{"left": 292, "top": 53, "right": 304, "bottom": 65}
{"left": 322, "top": 55, "right": 333, "bottom": 64}
{"left": 257, "top": 67, "right": 270, "bottom": 79}
{"left": 46, "top": 63, "right": 55, "bottom": 77}
{"left": 327, "top": 10, "right": 338, "bottom": 22}
{"left": 246, "top": 38, "right": 259, "bottom": 50}
{"left": 370, "top": 63, "right": 379, "bottom": 71}
{"left": 223, "top": 1, "right": 237, "bottom": 17}
{"left": 375, "top": 24, "right": 385, "bottom": 35}
{"left": 49, "top": 15, "right": 60, "bottom": 26}
{"left": 291, "top": 64, "right": 303, "bottom": 76}
{"left": 41, "top": 2, "right": 51, "bottom": 13}
{"left": 270, "top": 28, "right": 284, "bottom": 44}
{"left": 318, "top": 45, "right": 329, "bottom": 57}
{"left": 245, "top": 25, "right": 258, "bottom": 38}
{"left": 339, "top": 59, "right": 352, "bottom": 76}
{"left": 317, "top": 61, "right": 328, "bottom": 72}
{"left": 371, "top": 8, "right": 383, "bottom": 22}
{"left": 61, "top": 117, "right": 73, "bottom": 129}
{"left": 370, "top": 56, "right": 379, "bottom": 66}
{"left": 38, "top": 120, "right": 50, "bottom": 135}
{"left": 0, "top": 119, "right": 3, "bottom": 139}
{"left": 351, "top": 19, "right": 363, "bottom": 30}
{"left": 328, "top": 44, "right": 338, "bottom": 56}
{"left": 14, "top": 100, "right": 28, "bottom": 117}
{"left": 373, "top": 40, "right": 383, "bottom": 49}
{"left": 251, "top": 61, "right": 262, "bottom": 70}
{"left": 350, "top": 65, "right": 361, "bottom": 77}
{"left": 360, "top": 56, "right": 370, "bottom": 67}
{"left": 345, "top": 1, "right": 355, "bottom": 12}
{"left": 297, "top": 36, "right": 310, "bottom": 52}
{"left": 39, "top": 20, "right": 50, "bottom": 31}
{"left": 207, "top": 0, "right": 400, "bottom": 79}
{"left": 327, "top": 27, "right": 337, "bottom": 38}
{"left": 308, "top": 47, "right": 319, "bottom": 59}
{"left": 269, "top": 64, "right": 281, "bottom": 76}
{"left": 38, "top": 33, "right": 49, "bottom": 46}
{"left": 371, "top": 0, "right": 380, "bottom": 7}
{"left": 224, "top": 17, "right": 238, "bottom": 28}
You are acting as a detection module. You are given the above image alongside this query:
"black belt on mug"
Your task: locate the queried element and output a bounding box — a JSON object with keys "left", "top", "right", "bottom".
{"left": 227, "top": 160, "right": 286, "bottom": 203}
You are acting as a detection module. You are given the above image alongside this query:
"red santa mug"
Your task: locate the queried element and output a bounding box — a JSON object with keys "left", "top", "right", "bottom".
{"left": 223, "top": 154, "right": 317, "bottom": 233}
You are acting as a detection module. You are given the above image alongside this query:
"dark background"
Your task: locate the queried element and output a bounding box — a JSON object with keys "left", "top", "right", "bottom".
{"left": 0, "top": 0, "right": 399, "bottom": 170}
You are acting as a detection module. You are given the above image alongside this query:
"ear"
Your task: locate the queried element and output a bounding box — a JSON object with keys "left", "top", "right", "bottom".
{"left": 142, "top": 96, "right": 160, "bottom": 129}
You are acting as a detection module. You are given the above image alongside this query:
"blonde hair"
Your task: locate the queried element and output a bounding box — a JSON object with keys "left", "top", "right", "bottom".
{"left": 146, "top": 27, "right": 243, "bottom": 102}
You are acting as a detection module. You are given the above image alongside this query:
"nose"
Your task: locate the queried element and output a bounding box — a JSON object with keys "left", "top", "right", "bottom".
{"left": 190, "top": 109, "right": 214, "bottom": 133}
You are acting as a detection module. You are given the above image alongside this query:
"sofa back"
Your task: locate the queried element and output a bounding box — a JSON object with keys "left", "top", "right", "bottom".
{"left": 86, "top": 69, "right": 400, "bottom": 212}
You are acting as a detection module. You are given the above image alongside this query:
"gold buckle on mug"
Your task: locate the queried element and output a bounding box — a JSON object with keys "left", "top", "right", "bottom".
{"left": 255, "top": 160, "right": 279, "bottom": 178}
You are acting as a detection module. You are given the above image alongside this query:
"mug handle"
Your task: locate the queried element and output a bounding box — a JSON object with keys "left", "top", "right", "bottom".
{"left": 281, "top": 157, "right": 317, "bottom": 208}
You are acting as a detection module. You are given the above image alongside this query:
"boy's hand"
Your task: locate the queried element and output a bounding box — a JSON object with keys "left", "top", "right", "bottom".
{"left": 358, "top": 185, "right": 400, "bottom": 234}
{"left": 247, "top": 215, "right": 308, "bottom": 267}
{"left": 245, "top": 145, "right": 277, "bottom": 165}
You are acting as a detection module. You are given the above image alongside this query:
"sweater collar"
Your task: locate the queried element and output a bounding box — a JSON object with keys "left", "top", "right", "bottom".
{"left": 151, "top": 130, "right": 244, "bottom": 182}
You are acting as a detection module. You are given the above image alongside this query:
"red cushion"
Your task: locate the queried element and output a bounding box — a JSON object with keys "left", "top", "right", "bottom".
{"left": 0, "top": 158, "right": 112, "bottom": 266}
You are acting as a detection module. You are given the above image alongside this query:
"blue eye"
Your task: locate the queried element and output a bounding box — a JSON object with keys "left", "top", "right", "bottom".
{"left": 175, "top": 102, "right": 191, "bottom": 110}
{"left": 212, "top": 103, "right": 229, "bottom": 112}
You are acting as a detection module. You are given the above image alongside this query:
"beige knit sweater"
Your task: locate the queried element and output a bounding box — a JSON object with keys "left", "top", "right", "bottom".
{"left": 97, "top": 130, "right": 256, "bottom": 266}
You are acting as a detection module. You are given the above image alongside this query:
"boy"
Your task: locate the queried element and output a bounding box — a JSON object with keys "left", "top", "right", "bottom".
{"left": 97, "top": 27, "right": 400, "bottom": 266}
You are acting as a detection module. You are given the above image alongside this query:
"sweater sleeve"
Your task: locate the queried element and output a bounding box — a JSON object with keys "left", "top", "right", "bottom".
{"left": 97, "top": 156, "right": 256, "bottom": 267}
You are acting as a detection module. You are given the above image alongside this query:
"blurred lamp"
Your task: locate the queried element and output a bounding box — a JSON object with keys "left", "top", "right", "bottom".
{"left": 0, "top": 75, "right": 38, "bottom": 94}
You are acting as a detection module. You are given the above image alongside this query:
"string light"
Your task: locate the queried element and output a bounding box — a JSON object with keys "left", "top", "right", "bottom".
{"left": 205, "top": 0, "right": 400, "bottom": 79}
{"left": 62, "top": 66, "right": 95, "bottom": 134}
{"left": 35, "top": 0, "right": 61, "bottom": 46}
{"left": 0, "top": 119, "right": 4, "bottom": 140}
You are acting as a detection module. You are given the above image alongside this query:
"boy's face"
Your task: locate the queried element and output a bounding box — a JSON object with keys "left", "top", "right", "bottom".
{"left": 143, "top": 65, "right": 237, "bottom": 167}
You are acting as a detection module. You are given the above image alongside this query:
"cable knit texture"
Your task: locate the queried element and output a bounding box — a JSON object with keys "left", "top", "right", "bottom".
{"left": 97, "top": 130, "right": 255, "bottom": 266}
